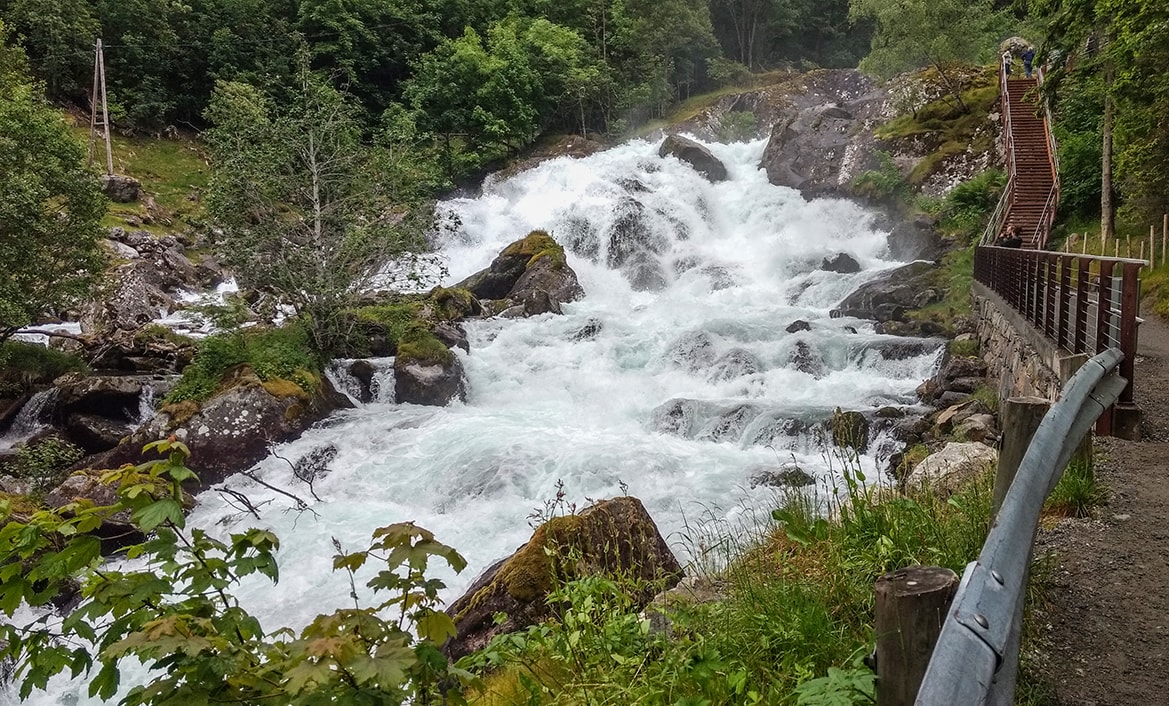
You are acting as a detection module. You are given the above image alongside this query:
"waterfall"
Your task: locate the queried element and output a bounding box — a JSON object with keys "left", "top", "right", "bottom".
{"left": 0, "top": 388, "right": 58, "bottom": 453}
{"left": 12, "top": 136, "right": 944, "bottom": 705}
{"left": 325, "top": 358, "right": 396, "bottom": 405}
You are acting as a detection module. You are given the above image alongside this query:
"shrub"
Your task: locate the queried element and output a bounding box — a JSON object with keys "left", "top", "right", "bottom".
{"left": 853, "top": 152, "right": 910, "bottom": 203}
{"left": 935, "top": 169, "right": 1007, "bottom": 243}
{"left": 165, "top": 325, "right": 319, "bottom": 404}
{"left": 0, "top": 437, "right": 84, "bottom": 493}
{"left": 0, "top": 340, "right": 87, "bottom": 395}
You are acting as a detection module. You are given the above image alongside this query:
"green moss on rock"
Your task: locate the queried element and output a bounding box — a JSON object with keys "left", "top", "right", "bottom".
{"left": 428, "top": 287, "right": 478, "bottom": 321}
{"left": 501, "top": 230, "right": 567, "bottom": 269}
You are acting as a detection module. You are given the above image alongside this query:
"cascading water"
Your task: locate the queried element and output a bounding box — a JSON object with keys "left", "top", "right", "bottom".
{"left": 12, "top": 136, "right": 944, "bottom": 704}
{"left": 0, "top": 388, "right": 58, "bottom": 453}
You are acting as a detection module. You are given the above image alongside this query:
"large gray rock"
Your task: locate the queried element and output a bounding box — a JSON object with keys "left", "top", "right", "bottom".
{"left": 658, "top": 134, "right": 728, "bottom": 182}
{"left": 445, "top": 496, "right": 682, "bottom": 660}
{"left": 394, "top": 354, "right": 465, "bottom": 407}
{"left": 80, "top": 367, "right": 350, "bottom": 487}
{"left": 81, "top": 261, "right": 175, "bottom": 333}
{"left": 101, "top": 174, "right": 141, "bottom": 203}
{"left": 831, "top": 261, "right": 938, "bottom": 322}
{"left": 905, "top": 442, "right": 998, "bottom": 493}
{"left": 758, "top": 70, "right": 884, "bottom": 197}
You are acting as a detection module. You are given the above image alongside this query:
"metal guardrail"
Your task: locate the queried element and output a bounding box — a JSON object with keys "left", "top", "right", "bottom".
{"left": 916, "top": 348, "right": 1129, "bottom": 705}
{"left": 974, "top": 246, "right": 1142, "bottom": 434}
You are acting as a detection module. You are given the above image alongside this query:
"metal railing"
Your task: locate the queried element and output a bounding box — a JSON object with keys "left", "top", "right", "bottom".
{"left": 996, "top": 61, "right": 1061, "bottom": 248}
{"left": 974, "top": 246, "right": 1142, "bottom": 434}
{"left": 917, "top": 349, "right": 1128, "bottom": 705}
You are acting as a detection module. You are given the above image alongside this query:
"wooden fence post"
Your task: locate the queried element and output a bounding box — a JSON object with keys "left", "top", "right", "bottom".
{"left": 993, "top": 396, "right": 1051, "bottom": 519}
{"left": 874, "top": 566, "right": 960, "bottom": 706}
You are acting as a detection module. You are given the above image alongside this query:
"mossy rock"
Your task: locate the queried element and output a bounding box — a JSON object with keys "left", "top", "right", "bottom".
{"left": 501, "top": 230, "right": 567, "bottom": 269}
{"left": 428, "top": 287, "right": 480, "bottom": 322}
{"left": 830, "top": 408, "right": 870, "bottom": 452}
{"left": 0, "top": 490, "right": 43, "bottom": 517}
{"left": 445, "top": 496, "right": 682, "bottom": 660}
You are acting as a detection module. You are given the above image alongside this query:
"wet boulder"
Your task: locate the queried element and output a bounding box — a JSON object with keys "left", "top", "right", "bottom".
{"left": 445, "top": 496, "right": 683, "bottom": 660}
{"left": 81, "top": 366, "right": 350, "bottom": 487}
{"left": 457, "top": 231, "right": 584, "bottom": 316}
{"left": 829, "top": 408, "right": 870, "bottom": 453}
{"left": 785, "top": 320, "right": 812, "bottom": 333}
{"left": 659, "top": 134, "right": 728, "bottom": 182}
{"left": 831, "top": 261, "right": 938, "bottom": 322}
{"left": 821, "top": 253, "right": 862, "bottom": 274}
{"left": 749, "top": 463, "right": 815, "bottom": 489}
{"left": 698, "top": 404, "right": 760, "bottom": 443}
{"left": 394, "top": 348, "right": 465, "bottom": 407}
{"left": 788, "top": 340, "right": 824, "bottom": 377}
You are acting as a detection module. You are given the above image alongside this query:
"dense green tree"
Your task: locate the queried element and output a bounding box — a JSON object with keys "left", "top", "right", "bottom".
{"left": 849, "top": 0, "right": 994, "bottom": 110}
{"left": 0, "top": 0, "right": 97, "bottom": 99}
{"left": 0, "top": 22, "right": 106, "bottom": 343}
{"left": 205, "top": 63, "right": 431, "bottom": 352}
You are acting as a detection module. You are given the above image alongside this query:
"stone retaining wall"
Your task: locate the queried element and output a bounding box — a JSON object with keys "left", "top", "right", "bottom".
{"left": 973, "top": 282, "right": 1082, "bottom": 402}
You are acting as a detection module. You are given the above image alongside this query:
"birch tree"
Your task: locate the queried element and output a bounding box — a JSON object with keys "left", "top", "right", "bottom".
{"left": 204, "top": 62, "right": 430, "bottom": 352}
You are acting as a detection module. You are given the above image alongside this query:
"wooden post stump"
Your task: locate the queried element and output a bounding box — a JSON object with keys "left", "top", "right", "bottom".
{"left": 992, "top": 396, "right": 1051, "bottom": 520}
{"left": 874, "top": 566, "right": 960, "bottom": 706}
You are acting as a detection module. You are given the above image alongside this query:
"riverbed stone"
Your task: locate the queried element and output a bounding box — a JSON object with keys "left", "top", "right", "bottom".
{"left": 445, "top": 496, "right": 682, "bottom": 660}
{"left": 905, "top": 442, "right": 998, "bottom": 493}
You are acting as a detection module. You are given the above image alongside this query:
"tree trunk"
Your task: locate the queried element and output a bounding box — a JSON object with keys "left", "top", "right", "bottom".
{"left": 933, "top": 61, "right": 968, "bottom": 113}
{"left": 1101, "top": 60, "right": 1115, "bottom": 243}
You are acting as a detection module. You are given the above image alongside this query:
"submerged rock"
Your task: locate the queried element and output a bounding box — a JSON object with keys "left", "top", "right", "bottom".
{"left": 395, "top": 351, "right": 465, "bottom": 407}
{"left": 749, "top": 464, "right": 815, "bottom": 489}
{"left": 457, "top": 231, "right": 584, "bottom": 317}
{"left": 445, "top": 496, "right": 682, "bottom": 660}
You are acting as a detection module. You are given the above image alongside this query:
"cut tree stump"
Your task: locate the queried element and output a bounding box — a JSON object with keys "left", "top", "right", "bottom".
{"left": 874, "top": 565, "right": 960, "bottom": 706}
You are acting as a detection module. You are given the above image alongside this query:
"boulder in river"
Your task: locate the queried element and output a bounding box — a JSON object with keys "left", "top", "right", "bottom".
{"left": 905, "top": 442, "right": 997, "bottom": 494}
{"left": 457, "top": 231, "right": 584, "bottom": 316}
{"left": 81, "top": 366, "right": 350, "bottom": 487}
{"left": 445, "top": 496, "right": 682, "bottom": 660}
{"left": 831, "top": 261, "right": 938, "bottom": 322}
{"left": 658, "top": 134, "right": 728, "bottom": 182}
{"left": 821, "top": 253, "right": 861, "bottom": 274}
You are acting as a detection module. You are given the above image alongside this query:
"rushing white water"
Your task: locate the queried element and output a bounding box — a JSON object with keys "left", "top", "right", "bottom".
{"left": 0, "top": 388, "right": 58, "bottom": 453}
{"left": 12, "top": 136, "right": 943, "bottom": 704}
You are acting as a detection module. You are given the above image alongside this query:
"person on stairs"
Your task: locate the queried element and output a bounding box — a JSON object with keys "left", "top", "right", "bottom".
{"left": 1023, "top": 47, "right": 1036, "bottom": 78}
{"left": 1002, "top": 48, "right": 1013, "bottom": 76}
{"left": 996, "top": 225, "right": 1023, "bottom": 248}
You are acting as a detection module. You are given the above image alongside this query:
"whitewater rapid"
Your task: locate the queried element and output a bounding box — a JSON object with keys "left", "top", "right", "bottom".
{"left": 13, "top": 136, "right": 943, "bottom": 704}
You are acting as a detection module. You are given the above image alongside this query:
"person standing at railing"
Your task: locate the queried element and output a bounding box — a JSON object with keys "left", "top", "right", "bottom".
{"left": 1002, "top": 48, "right": 1013, "bottom": 76}
{"left": 1023, "top": 47, "right": 1036, "bottom": 78}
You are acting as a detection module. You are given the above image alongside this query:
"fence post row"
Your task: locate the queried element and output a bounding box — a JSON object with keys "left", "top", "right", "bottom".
{"left": 911, "top": 349, "right": 1129, "bottom": 705}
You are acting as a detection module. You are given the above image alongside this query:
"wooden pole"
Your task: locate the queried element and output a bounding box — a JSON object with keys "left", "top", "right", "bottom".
{"left": 1150, "top": 226, "right": 1156, "bottom": 267}
{"left": 97, "top": 38, "right": 113, "bottom": 176}
{"left": 1114, "top": 238, "right": 1119, "bottom": 258}
{"left": 1081, "top": 232, "right": 1087, "bottom": 255}
{"left": 88, "top": 41, "right": 100, "bottom": 169}
{"left": 993, "top": 396, "right": 1051, "bottom": 519}
{"left": 874, "top": 566, "right": 960, "bottom": 706}
{"left": 1162, "top": 214, "right": 1167, "bottom": 265}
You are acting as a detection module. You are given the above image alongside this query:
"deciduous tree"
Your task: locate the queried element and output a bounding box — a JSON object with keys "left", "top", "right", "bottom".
{"left": 0, "top": 24, "right": 106, "bottom": 343}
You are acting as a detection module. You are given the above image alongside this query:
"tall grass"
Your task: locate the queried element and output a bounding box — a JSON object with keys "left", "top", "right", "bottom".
{"left": 462, "top": 456, "right": 995, "bottom": 705}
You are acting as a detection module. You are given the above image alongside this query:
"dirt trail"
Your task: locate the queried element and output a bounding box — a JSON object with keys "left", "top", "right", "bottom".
{"left": 1035, "top": 310, "right": 1169, "bottom": 705}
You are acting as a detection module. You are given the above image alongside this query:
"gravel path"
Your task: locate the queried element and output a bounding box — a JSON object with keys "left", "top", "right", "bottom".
{"left": 1034, "top": 309, "right": 1169, "bottom": 705}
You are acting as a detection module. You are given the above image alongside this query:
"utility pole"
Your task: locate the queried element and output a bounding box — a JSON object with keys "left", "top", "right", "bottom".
{"left": 88, "top": 38, "right": 114, "bottom": 176}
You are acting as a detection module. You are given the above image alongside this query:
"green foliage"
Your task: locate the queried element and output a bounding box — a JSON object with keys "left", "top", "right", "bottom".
{"left": 1046, "top": 457, "right": 1104, "bottom": 518}
{"left": 969, "top": 383, "right": 999, "bottom": 413}
{"left": 0, "top": 340, "right": 87, "bottom": 394}
{"left": 164, "top": 325, "right": 320, "bottom": 404}
{"left": 948, "top": 337, "right": 979, "bottom": 357}
{"left": 463, "top": 462, "right": 993, "bottom": 704}
{"left": 204, "top": 61, "right": 432, "bottom": 353}
{"left": 0, "top": 438, "right": 472, "bottom": 704}
{"left": 0, "top": 23, "right": 106, "bottom": 344}
{"left": 852, "top": 152, "right": 909, "bottom": 203}
{"left": 0, "top": 437, "right": 84, "bottom": 493}
{"left": 934, "top": 169, "right": 1007, "bottom": 243}
{"left": 716, "top": 110, "right": 760, "bottom": 142}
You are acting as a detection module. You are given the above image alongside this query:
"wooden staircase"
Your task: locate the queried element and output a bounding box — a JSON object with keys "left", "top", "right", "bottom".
{"left": 1002, "top": 76, "right": 1058, "bottom": 249}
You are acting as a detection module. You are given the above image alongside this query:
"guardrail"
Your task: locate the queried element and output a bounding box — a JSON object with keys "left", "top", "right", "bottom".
{"left": 915, "top": 348, "right": 1128, "bottom": 705}
{"left": 974, "top": 245, "right": 1142, "bottom": 434}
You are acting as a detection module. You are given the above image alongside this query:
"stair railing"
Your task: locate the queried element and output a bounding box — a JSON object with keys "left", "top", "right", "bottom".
{"left": 1035, "top": 63, "right": 1061, "bottom": 248}
{"left": 981, "top": 174, "right": 1013, "bottom": 246}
